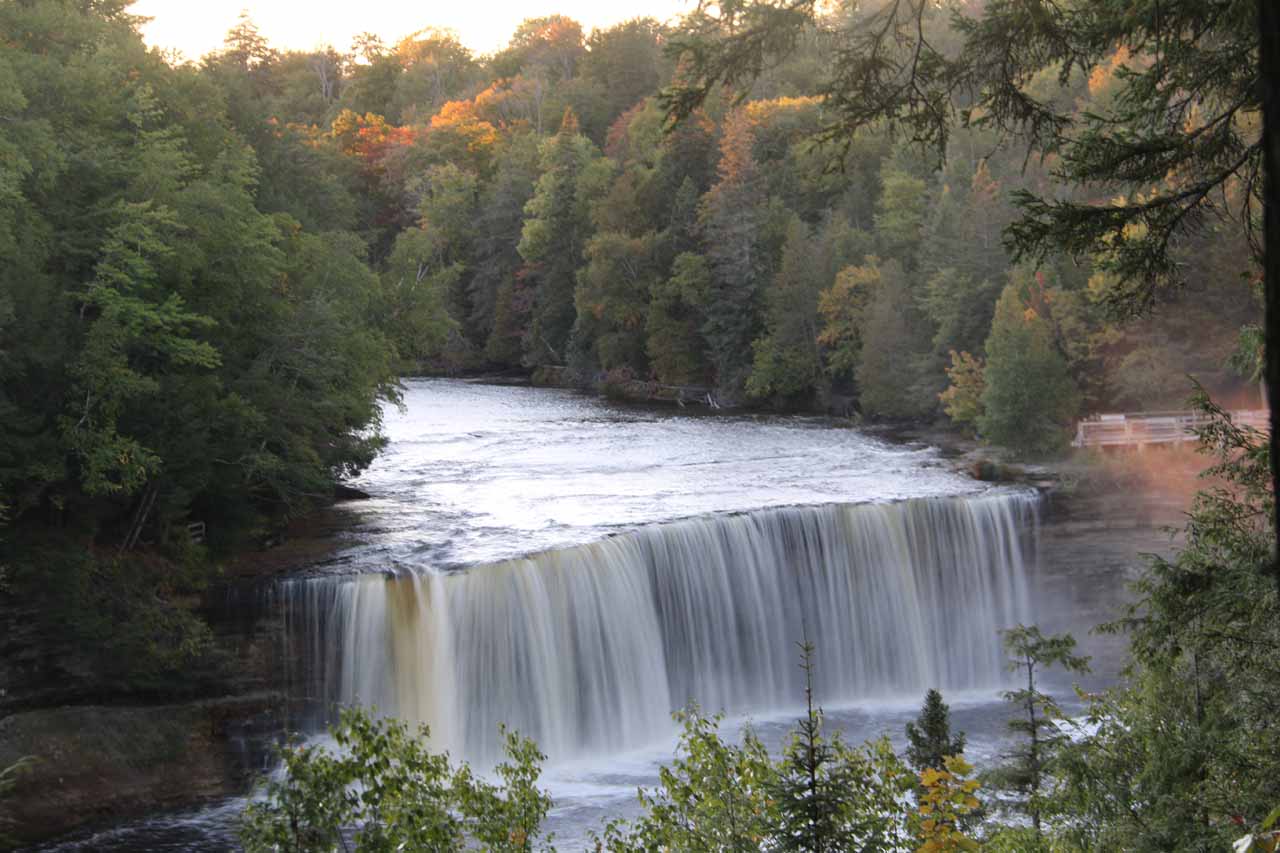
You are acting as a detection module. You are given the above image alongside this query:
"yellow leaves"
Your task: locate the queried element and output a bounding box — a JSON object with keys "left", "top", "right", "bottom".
{"left": 745, "top": 95, "right": 822, "bottom": 124}
{"left": 913, "top": 755, "right": 981, "bottom": 853}
{"left": 939, "top": 350, "right": 985, "bottom": 430}
{"left": 429, "top": 100, "right": 498, "bottom": 155}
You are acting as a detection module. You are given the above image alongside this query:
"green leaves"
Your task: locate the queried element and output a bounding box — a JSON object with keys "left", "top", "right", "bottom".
{"left": 976, "top": 282, "right": 1080, "bottom": 457}
{"left": 597, "top": 706, "right": 776, "bottom": 853}
{"left": 240, "top": 708, "right": 553, "bottom": 853}
{"left": 63, "top": 201, "right": 219, "bottom": 497}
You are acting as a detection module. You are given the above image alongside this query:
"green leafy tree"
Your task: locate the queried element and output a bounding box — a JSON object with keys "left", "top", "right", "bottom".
{"left": 595, "top": 707, "right": 775, "bottom": 853}
{"left": 923, "top": 268, "right": 1002, "bottom": 362}
{"left": 978, "top": 283, "right": 1080, "bottom": 457}
{"left": 0, "top": 0, "right": 401, "bottom": 696}
{"left": 874, "top": 165, "right": 927, "bottom": 270}
{"left": 575, "top": 231, "right": 659, "bottom": 373}
{"left": 581, "top": 19, "right": 670, "bottom": 129}
{"left": 474, "top": 132, "right": 541, "bottom": 363}
{"left": 62, "top": 201, "right": 219, "bottom": 499}
{"left": 240, "top": 708, "right": 552, "bottom": 853}
{"left": 404, "top": 162, "right": 481, "bottom": 350}
{"left": 380, "top": 228, "right": 457, "bottom": 367}
{"left": 600, "top": 645, "right": 916, "bottom": 852}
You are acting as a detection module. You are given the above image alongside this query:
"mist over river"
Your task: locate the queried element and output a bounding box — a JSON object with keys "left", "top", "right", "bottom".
{"left": 34, "top": 379, "right": 1140, "bottom": 852}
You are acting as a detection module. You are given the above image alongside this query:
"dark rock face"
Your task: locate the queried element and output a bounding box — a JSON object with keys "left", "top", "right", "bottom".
{"left": 0, "top": 577, "right": 294, "bottom": 844}
{"left": 0, "top": 693, "right": 283, "bottom": 845}
{"left": 334, "top": 483, "right": 372, "bottom": 501}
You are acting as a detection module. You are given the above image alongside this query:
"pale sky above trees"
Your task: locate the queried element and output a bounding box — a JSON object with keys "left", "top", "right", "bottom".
{"left": 129, "top": 0, "right": 691, "bottom": 60}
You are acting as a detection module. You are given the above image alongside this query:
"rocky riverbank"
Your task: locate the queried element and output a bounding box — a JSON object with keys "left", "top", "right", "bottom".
{"left": 0, "top": 507, "right": 365, "bottom": 846}
{"left": 0, "top": 693, "right": 283, "bottom": 847}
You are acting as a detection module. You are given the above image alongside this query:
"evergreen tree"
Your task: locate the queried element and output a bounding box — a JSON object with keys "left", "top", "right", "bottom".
{"left": 473, "top": 132, "right": 541, "bottom": 361}
{"left": 746, "top": 216, "right": 825, "bottom": 402}
{"left": 646, "top": 253, "right": 710, "bottom": 386}
{"left": 698, "top": 108, "right": 767, "bottom": 399}
{"left": 857, "top": 260, "right": 934, "bottom": 419}
{"left": 905, "top": 688, "right": 966, "bottom": 774}
{"left": 517, "top": 109, "right": 609, "bottom": 365}
{"left": 991, "top": 626, "right": 1090, "bottom": 843}
{"left": 873, "top": 165, "right": 927, "bottom": 271}
{"left": 978, "top": 283, "right": 1080, "bottom": 457}
{"left": 1052, "top": 398, "right": 1280, "bottom": 852}
{"left": 767, "top": 641, "right": 915, "bottom": 852}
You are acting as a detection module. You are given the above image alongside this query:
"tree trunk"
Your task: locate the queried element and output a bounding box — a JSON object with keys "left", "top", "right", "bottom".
{"left": 1262, "top": 0, "right": 1280, "bottom": 598}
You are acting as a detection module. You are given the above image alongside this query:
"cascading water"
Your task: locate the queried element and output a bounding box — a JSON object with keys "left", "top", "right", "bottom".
{"left": 281, "top": 490, "right": 1038, "bottom": 765}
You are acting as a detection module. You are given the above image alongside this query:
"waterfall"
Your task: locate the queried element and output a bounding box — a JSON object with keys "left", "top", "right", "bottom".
{"left": 281, "top": 491, "right": 1038, "bottom": 765}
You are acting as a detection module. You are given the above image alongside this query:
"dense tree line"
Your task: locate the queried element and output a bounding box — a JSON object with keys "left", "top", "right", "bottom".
{"left": 100, "top": 1, "right": 1255, "bottom": 444}
{"left": 0, "top": 1, "right": 409, "bottom": 695}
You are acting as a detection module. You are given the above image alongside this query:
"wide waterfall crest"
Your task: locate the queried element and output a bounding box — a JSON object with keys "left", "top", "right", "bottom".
{"left": 283, "top": 491, "right": 1038, "bottom": 764}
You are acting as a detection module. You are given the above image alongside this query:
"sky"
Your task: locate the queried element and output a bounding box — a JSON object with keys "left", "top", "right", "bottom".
{"left": 129, "top": 0, "right": 694, "bottom": 62}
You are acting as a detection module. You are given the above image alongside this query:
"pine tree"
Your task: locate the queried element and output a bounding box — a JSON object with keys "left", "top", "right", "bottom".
{"left": 768, "top": 642, "right": 915, "bottom": 852}
{"left": 856, "top": 260, "right": 935, "bottom": 419}
{"left": 746, "top": 216, "right": 824, "bottom": 402}
{"left": 770, "top": 641, "right": 845, "bottom": 853}
{"left": 978, "top": 282, "right": 1080, "bottom": 457}
{"left": 905, "top": 689, "right": 966, "bottom": 773}
{"left": 992, "top": 626, "right": 1091, "bottom": 842}
{"left": 517, "top": 110, "right": 608, "bottom": 365}
{"left": 698, "top": 107, "right": 766, "bottom": 399}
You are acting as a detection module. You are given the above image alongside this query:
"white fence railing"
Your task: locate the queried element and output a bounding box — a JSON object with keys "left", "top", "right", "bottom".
{"left": 1072, "top": 410, "right": 1269, "bottom": 449}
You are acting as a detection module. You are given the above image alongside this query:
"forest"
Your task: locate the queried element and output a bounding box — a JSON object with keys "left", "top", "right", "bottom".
{"left": 0, "top": 0, "right": 1277, "bottom": 850}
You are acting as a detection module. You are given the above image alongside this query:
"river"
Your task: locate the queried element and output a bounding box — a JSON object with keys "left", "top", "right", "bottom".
{"left": 35, "top": 378, "right": 1135, "bottom": 851}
